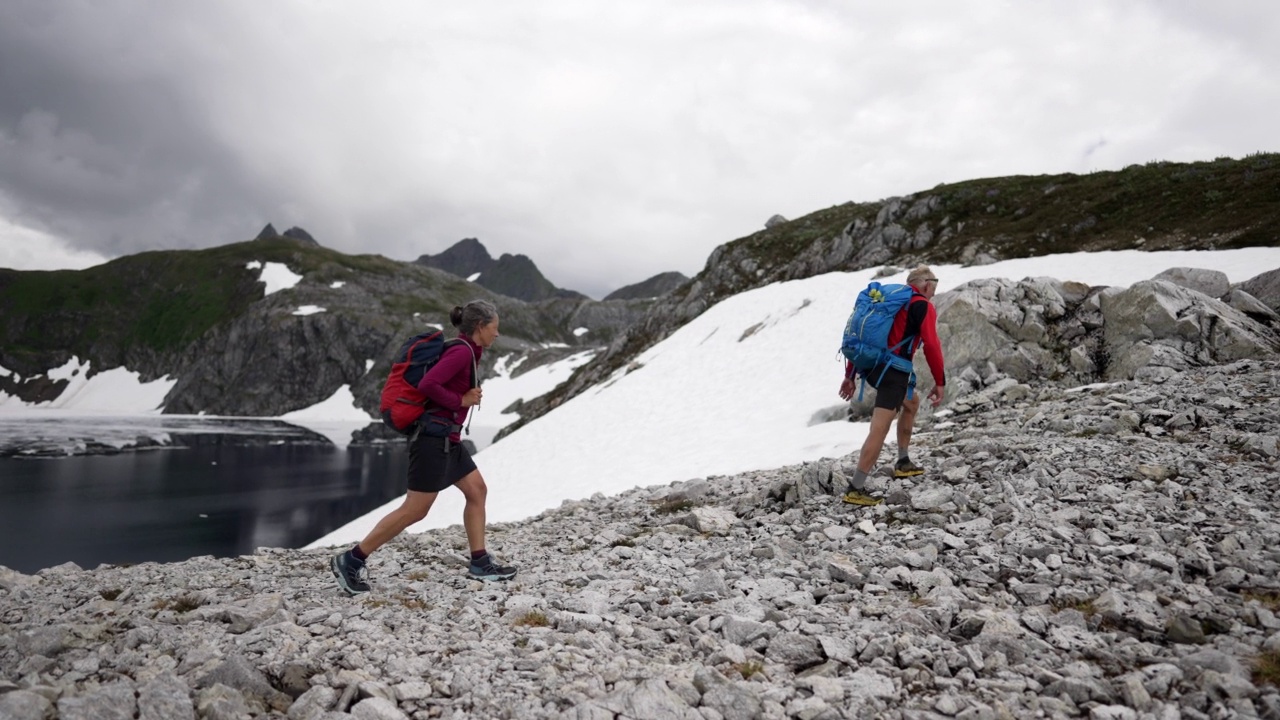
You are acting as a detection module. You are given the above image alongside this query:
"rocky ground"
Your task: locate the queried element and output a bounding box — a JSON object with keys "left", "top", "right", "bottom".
{"left": 2, "top": 360, "right": 1279, "bottom": 720}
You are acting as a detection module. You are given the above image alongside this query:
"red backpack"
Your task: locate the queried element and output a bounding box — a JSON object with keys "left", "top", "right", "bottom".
{"left": 378, "top": 331, "right": 470, "bottom": 435}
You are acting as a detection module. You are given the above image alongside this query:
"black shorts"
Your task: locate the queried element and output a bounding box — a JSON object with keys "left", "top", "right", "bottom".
{"left": 407, "top": 434, "right": 478, "bottom": 493}
{"left": 866, "top": 364, "right": 915, "bottom": 411}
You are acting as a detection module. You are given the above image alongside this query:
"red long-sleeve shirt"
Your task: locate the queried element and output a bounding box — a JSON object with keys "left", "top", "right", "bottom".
{"left": 416, "top": 334, "right": 481, "bottom": 441}
{"left": 845, "top": 287, "right": 946, "bottom": 387}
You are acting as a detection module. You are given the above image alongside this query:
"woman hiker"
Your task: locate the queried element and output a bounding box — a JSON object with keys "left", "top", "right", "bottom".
{"left": 331, "top": 300, "right": 517, "bottom": 595}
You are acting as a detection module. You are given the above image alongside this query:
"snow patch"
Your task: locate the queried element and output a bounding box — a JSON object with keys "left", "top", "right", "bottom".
{"left": 293, "top": 305, "right": 326, "bottom": 316}
{"left": 330, "top": 281, "right": 346, "bottom": 289}
{"left": 365, "top": 359, "right": 374, "bottom": 372}
{"left": 573, "top": 327, "right": 589, "bottom": 337}
{"left": 281, "top": 385, "right": 372, "bottom": 422}
{"left": 0, "top": 358, "right": 175, "bottom": 415}
{"left": 280, "top": 385, "right": 374, "bottom": 448}
{"left": 252, "top": 261, "right": 303, "bottom": 296}
{"left": 47, "top": 356, "right": 88, "bottom": 381}
{"left": 467, "top": 272, "right": 482, "bottom": 282}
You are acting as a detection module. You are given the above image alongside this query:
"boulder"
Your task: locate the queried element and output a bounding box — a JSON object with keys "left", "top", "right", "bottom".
{"left": 1152, "top": 267, "right": 1230, "bottom": 299}
{"left": 1238, "top": 267, "right": 1280, "bottom": 312}
{"left": 1101, "top": 280, "right": 1279, "bottom": 380}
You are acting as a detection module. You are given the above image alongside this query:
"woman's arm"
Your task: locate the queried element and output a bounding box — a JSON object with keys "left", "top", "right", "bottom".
{"left": 417, "top": 345, "right": 471, "bottom": 411}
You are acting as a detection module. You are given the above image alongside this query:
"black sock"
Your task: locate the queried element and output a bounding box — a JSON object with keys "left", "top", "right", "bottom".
{"left": 471, "top": 549, "right": 488, "bottom": 563}
{"left": 350, "top": 545, "right": 368, "bottom": 563}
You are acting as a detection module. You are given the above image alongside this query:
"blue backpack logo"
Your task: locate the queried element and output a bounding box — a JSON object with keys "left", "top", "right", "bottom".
{"left": 840, "top": 282, "right": 919, "bottom": 398}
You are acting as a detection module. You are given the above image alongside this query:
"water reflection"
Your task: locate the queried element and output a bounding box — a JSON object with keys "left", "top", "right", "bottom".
{"left": 0, "top": 437, "right": 409, "bottom": 574}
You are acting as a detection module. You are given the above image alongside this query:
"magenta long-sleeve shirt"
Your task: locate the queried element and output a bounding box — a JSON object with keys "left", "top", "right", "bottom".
{"left": 416, "top": 334, "right": 482, "bottom": 441}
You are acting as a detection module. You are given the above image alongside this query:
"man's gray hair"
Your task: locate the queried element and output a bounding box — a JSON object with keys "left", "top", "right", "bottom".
{"left": 906, "top": 265, "right": 938, "bottom": 286}
{"left": 451, "top": 299, "right": 499, "bottom": 335}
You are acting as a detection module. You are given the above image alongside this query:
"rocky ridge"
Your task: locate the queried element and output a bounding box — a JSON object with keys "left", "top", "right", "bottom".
{"left": 604, "top": 272, "right": 690, "bottom": 302}
{"left": 3, "top": 360, "right": 1279, "bottom": 719}
{"left": 502, "top": 153, "right": 1280, "bottom": 436}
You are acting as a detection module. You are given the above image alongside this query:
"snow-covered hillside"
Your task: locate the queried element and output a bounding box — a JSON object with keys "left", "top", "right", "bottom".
{"left": 308, "top": 247, "right": 1280, "bottom": 548}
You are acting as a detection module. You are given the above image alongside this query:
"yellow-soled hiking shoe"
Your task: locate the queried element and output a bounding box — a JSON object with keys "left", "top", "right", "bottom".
{"left": 841, "top": 490, "right": 884, "bottom": 507}
{"left": 894, "top": 458, "right": 925, "bottom": 478}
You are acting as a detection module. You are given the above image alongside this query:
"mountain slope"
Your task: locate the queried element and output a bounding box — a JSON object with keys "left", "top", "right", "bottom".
{"left": 501, "top": 153, "right": 1280, "bottom": 437}
{"left": 9, "top": 359, "right": 1277, "bottom": 719}
{"left": 0, "top": 237, "right": 588, "bottom": 416}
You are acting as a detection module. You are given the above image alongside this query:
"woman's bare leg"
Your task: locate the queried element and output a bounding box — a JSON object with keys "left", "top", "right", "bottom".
{"left": 356, "top": 490, "right": 438, "bottom": 556}
{"left": 453, "top": 469, "right": 488, "bottom": 554}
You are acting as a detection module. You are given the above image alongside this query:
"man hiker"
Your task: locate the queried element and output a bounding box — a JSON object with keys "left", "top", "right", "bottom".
{"left": 839, "top": 265, "right": 946, "bottom": 506}
{"left": 331, "top": 300, "right": 517, "bottom": 595}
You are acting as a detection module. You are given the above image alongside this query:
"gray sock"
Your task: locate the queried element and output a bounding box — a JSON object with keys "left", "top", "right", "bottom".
{"left": 898, "top": 449, "right": 910, "bottom": 461}
{"left": 849, "top": 468, "right": 869, "bottom": 490}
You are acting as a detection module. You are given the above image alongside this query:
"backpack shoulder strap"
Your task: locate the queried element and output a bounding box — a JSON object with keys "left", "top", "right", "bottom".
{"left": 442, "top": 339, "right": 479, "bottom": 388}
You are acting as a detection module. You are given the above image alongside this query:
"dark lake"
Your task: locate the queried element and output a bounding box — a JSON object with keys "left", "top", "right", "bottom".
{"left": 0, "top": 427, "right": 409, "bottom": 575}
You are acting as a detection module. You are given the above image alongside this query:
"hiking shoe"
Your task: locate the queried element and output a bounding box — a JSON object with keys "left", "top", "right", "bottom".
{"left": 894, "top": 457, "right": 925, "bottom": 478}
{"left": 841, "top": 489, "right": 884, "bottom": 507}
{"left": 468, "top": 553, "right": 517, "bottom": 582}
{"left": 331, "top": 551, "right": 371, "bottom": 596}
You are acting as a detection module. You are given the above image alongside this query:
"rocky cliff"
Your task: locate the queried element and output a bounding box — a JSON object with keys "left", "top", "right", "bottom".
{"left": 2, "top": 358, "right": 1277, "bottom": 718}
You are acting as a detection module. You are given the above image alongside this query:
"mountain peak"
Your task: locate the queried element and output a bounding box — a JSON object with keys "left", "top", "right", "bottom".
{"left": 282, "top": 227, "right": 319, "bottom": 246}
{"left": 416, "top": 239, "right": 586, "bottom": 302}
{"left": 415, "top": 238, "right": 493, "bottom": 278}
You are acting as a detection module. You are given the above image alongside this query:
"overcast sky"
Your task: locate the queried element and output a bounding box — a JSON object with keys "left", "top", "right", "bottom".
{"left": 1, "top": 2, "right": 1276, "bottom": 298}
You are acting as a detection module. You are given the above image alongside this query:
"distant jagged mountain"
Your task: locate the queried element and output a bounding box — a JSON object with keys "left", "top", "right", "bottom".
{"left": 255, "top": 223, "right": 320, "bottom": 247}
{"left": 415, "top": 237, "right": 490, "bottom": 277}
{"left": 603, "top": 271, "right": 689, "bottom": 301}
{"left": 416, "top": 238, "right": 587, "bottom": 302}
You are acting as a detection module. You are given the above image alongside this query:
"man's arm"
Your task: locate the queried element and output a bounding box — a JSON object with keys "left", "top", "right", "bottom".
{"left": 919, "top": 303, "right": 946, "bottom": 407}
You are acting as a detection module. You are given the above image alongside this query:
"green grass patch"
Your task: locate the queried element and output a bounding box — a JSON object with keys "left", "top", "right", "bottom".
{"left": 152, "top": 594, "right": 203, "bottom": 613}
{"left": 1243, "top": 590, "right": 1280, "bottom": 611}
{"left": 512, "top": 610, "right": 550, "bottom": 628}
{"left": 1255, "top": 650, "right": 1280, "bottom": 688}
{"left": 1051, "top": 598, "right": 1098, "bottom": 618}
{"left": 653, "top": 498, "right": 697, "bottom": 515}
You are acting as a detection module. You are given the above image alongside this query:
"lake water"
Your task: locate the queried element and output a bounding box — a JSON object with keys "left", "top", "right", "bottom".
{"left": 0, "top": 422, "right": 413, "bottom": 575}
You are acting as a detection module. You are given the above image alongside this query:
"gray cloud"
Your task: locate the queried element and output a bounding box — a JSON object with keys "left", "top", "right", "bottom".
{"left": 1, "top": 1, "right": 1276, "bottom": 298}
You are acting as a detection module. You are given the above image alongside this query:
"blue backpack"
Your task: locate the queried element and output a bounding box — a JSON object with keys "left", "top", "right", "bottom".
{"left": 840, "top": 282, "right": 920, "bottom": 400}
